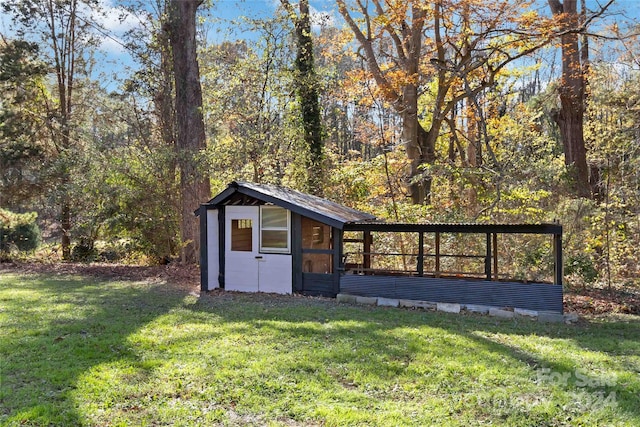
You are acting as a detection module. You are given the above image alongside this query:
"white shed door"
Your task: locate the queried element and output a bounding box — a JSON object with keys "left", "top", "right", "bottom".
{"left": 224, "top": 206, "right": 292, "bottom": 294}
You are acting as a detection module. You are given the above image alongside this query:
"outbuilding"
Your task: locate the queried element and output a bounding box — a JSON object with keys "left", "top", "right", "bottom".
{"left": 196, "top": 181, "right": 375, "bottom": 296}
{"left": 197, "top": 181, "right": 564, "bottom": 313}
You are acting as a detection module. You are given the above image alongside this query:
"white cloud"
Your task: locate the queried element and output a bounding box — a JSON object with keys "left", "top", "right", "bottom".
{"left": 79, "top": 0, "right": 145, "bottom": 54}
{"left": 98, "top": 36, "right": 126, "bottom": 54}
{"left": 96, "top": 0, "right": 140, "bottom": 33}
{"left": 310, "top": 5, "right": 335, "bottom": 32}
{"left": 265, "top": 0, "right": 336, "bottom": 31}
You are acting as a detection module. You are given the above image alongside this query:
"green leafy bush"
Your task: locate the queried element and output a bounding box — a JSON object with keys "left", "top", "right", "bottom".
{"left": 565, "top": 253, "right": 598, "bottom": 285}
{"left": 70, "top": 240, "right": 98, "bottom": 262}
{"left": 0, "top": 208, "right": 42, "bottom": 254}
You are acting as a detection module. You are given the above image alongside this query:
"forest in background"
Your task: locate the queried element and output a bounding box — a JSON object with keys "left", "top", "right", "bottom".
{"left": 0, "top": 0, "right": 638, "bottom": 292}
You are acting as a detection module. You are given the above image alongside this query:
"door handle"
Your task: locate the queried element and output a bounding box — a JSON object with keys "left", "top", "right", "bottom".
{"left": 255, "top": 256, "right": 263, "bottom": 259}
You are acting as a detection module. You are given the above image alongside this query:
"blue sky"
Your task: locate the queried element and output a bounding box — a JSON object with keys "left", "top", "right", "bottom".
{"left": 1, "top": 0, "right": 637, "bottom": 92}
{"left": 0, "top": 0, "right": 338, "bottom": 90}
{"left": 103, "top": 0, "right": 639, "bottom": 89}
{"left": 89, "top": 0, "right": 339, "bottom": 89}
{"left": 83, "top": 1, "right": 337, "bottom": 55}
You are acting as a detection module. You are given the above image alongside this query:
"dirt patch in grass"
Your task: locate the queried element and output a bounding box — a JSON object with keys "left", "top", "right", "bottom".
{"left": 564, "top": 285, "right": 640, "bottom": 316}
{"left": 0, "top": 261, "right": 200, "bottom": 292}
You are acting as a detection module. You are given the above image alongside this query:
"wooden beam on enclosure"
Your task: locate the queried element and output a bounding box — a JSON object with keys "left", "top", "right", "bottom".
{"left": 493, "top": 233, "right": 499, "bottom": 281}
{"left": 333, "top": 228, "right": 343, "bottom": 295}
{"left": 554, "top": 232, "right": 563, "bottom": 286}
{"left": 363, "top": 231, "right": 372, "bottom": 272}
{"left": 485, "top": 233, "right": 492, "bottom": 280}
{"left": 435, "top": 232, "right": 441, "bottom": 278}
{"left": 418, "top": 232, "right": 424, "bottom": 277}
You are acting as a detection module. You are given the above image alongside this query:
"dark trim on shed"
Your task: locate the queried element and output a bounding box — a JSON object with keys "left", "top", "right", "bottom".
{"left": 332, "top": 227, "right": 343, "bottom": 296}
{"left": 199, "top": 205, "right": 207, "bottom": 292}
{"left": 292, "top": 212, "right": 303, "bottom": 293}
{"left": 204, "top": 181, "right": 375, "bottom": 230}
{"left": 554, "top": 233, "right": 563, "bottom": 287}
{"left": 344, "top": 222, "right": 562, "bottom": 234}
{"left": 218, "top": 207, "right": 225, "bottom": 289}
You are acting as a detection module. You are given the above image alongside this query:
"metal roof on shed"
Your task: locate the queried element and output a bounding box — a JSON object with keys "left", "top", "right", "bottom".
{"left": 199, "top": 182, "right": 562, "bottom": 235}
{"left": 202, "top": 181, "right": 376, "bottom": 229}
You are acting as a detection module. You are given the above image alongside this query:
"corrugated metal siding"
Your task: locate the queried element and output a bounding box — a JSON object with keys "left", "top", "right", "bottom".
{"left": 340, "top": 275, "right": 563, "bottom": 313}
{"left": 302, "top": 273, "right": 336, "bottom": 297}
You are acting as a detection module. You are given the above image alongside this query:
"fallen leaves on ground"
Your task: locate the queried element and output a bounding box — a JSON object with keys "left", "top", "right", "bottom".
{"left": 564, "top": 285, "right": 640, "bottom": 316}
{"left": 0, "top": 261, "right": 200, "bottom": 292}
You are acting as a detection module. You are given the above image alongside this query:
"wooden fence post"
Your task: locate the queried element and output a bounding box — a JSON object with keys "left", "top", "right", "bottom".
{"left": 418, "top": 232, "right": 424, "bottom": 276}
{"left": 363, "top": 231, "right": 372, "bottom": 272}
{"left": 493, "top": 233, "right": 498, "bottom": 280}
{"left": 485, "top": 233, "right": 492, "bottom": 280}
{"left": 554, "top": 232, "right": 563, "bottom": 286}
{"left": 435, "top": 232, "right": 441, "bottom": 277}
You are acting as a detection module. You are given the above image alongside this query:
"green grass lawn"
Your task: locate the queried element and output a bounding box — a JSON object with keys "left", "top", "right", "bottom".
{"left": 1, "top": 273, "right": 639, "bottom": 426}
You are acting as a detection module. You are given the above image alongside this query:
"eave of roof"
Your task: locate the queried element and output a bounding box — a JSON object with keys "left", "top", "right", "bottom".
{"left": 201, "top": 181, "right": 376, "bottom": 229}
{"left": 197, "top": 182, "right": 561, "bottom": 235}
{"left": 343, "top": 221, "right": 562, "bottom": 234}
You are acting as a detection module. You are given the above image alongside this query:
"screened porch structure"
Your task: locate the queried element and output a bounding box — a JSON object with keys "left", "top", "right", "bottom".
{"left": 338, "top": 222, "right": 564, "bottom": 313}
{"left": 198, "top": 182, "right": 564, "bottom": 313}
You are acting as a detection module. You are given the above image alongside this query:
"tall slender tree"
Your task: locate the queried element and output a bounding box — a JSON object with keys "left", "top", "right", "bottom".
{"left": 547, "top": 0, "right": 610, "bottom": 198}
{"left": 280, "top": 0, "right": 324, "bottom": 196}
{"left": 337, "top": 0, "right": 427, "bottom": 203}
{"left": 2, "top": 0, "right": 98, "bottom": 259}
{"left": 165, "top": 0, "right": 210, "bottom": 263}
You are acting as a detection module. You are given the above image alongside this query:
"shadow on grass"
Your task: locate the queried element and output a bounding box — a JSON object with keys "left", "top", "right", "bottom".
{"left": 0, "top": 273, "right": 186, "bottom": 425}
{"left": 2, "top": 274, "right": 638, "bottom": 426}
{"left": 186, "top": 291, "right": 640, "bottom": 424}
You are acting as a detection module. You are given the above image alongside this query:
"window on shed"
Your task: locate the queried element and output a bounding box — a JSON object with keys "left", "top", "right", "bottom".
{"left": 301, "top": 217, "right": 333, "bottom": 273}
{"left": 231, "top": 219, "right": 252, "bottom": 251}
{"left": 302, "top": 217, "right": 331, "bottom": 250}
{"left": 260, "top": 206, "right": 290, "bottom": 253}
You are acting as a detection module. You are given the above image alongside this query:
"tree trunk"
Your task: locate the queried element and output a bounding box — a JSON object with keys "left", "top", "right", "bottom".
{"left": 167, "top": 0, "right": 210, "bottom": 263}
{"left": 155, "top": 24, "right": 179, "bottom": 260}
{"left": 283, "top": 0, "right": 324, "bottom": 196}
{"left": 548, "top": 0, "right": 591, "bottom": 198}
{"left": 337, "top": 0, "right": 431, "bottom": 204}
{"left": 402, "top": 3, "right": 431, "bottom": 205}
{"left": 155, "top": 28, "right": 177, "bottom": 161}
{"left": 52, "top": 0, "right": 78, "bottom": 261}
{"left": 61, "top": 192, "right": 71, "bottom": 260}
{"left": 407, "top": 123, "right": 436, "bottom": 205}
{"left": 403, "top": 80, "right": 423, "bottom": 204}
